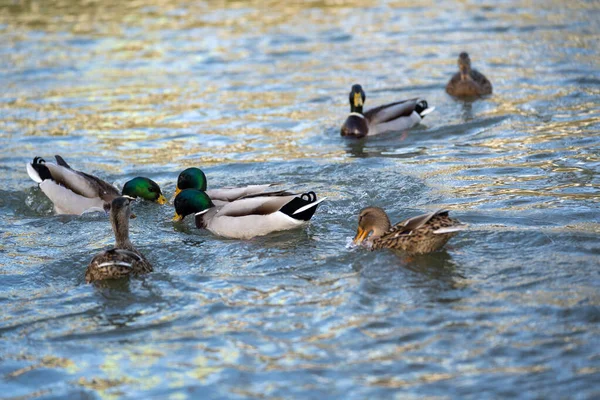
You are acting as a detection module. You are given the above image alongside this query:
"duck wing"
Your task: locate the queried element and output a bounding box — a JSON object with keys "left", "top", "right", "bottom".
{"left": 381, "top": 209, "right": 449, "bottom": 239}
{"left": 28, "top": 156, "right": 119, "bottom": 200}
{"left": 364, "top": 98, "right": 419, "bottom": 125}
{"left": 206, "top": 184, "right": 280, "bottom": 202}
{"left": 470, "top": 69, "right": 492, "bottom": 93}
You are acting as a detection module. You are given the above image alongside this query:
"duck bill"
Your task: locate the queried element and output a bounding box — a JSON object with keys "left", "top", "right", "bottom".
{"left": 157, "top": 194, "right": 168, "bottom": 205}
{"left": 353, "top": 227, "right": 369, "bottom": 245}
{"left": 353, "top": 92, "right": 363, "bottom": 108}
{"left": 173, "top": 213, "right": 184, "bottom": 222}
{"left": 170, "top": 186, "right": 182, "bottom": 203}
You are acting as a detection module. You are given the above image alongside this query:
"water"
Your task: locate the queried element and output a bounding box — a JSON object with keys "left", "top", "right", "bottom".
{"left": 1, "top": 0, "right": 599, "bottom": 398}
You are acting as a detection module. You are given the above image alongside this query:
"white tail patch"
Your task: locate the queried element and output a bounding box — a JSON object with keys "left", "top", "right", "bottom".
{"left": 419, "top": 106, "right": 435, "bottom": 117}
{"left": 97, "top": 261, "right": 133, "bottom": 268}
{"left": 26, "top": 163, "right": 43, "bottom": 183}
{"left": 433, "top": 225, "right": 468, "bottom": 234}
{"left": 292, "top": 197, "right": 327, "bottom": 215}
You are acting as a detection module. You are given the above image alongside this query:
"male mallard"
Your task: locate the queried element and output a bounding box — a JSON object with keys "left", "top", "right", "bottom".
{"left": 340, "top": 84, "right": 435, "bottom": 138}
{"left": 353, "top": 207, "right": 466, "bottom": 254}
{"left": 446, "top": 52, "right": 492, "bottom": 97}
{"left": 85, "top": 196, "right": 153, "bottom": 283}
{"left": 173, "top": 189, "right": 326, "bottom": 239}
{"left": 26, "top": 156, "right": 167, "bottom": 215}
{"left": 174, "top": 167, "right": 277, "bottom": 205}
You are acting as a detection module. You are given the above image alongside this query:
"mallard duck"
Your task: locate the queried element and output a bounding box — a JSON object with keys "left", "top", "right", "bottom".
{"left": 85, "top": 196, "right": 153, "bottom": 283}
{"left": 174, "top": 167, "right": 277, "bottom": 205}
{"left": 446, "top": 52, "right": 492, "bottom": 97}
{"left": 26, "top": 156, "right": 167, "bottom": 215}
{"left": 173, "top": 189, "right": 326, "bottom": 239}
{"left": 340, "top": 84, "right": 435, "bottom": 138}
{"left": 353, "top": 207, "right": 466, "bottom": 254}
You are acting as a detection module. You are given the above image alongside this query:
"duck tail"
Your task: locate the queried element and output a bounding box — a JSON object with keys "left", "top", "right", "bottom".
{"left": 415, "top": 100, "right": 435, "bottom": 118}
{"left": 26, "top": 157, "right": 52, "bottom": 183}
{"left": 279, "top": 192, "right": 327, "bottom": 221}
{"left": 54, "top": 155, "right": 72, "bottom": 168}
{"left": 433, "top": 224, "right": 468, "bottom": 234}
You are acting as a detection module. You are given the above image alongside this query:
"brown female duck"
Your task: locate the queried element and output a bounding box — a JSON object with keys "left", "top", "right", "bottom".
{"left": 85, "top": 196, "right": 153, "bottom": 283}
{"left": 353, "top": 207, "right": 466, "bottom": 254}
{"left": 446, "top": 52, "right": 492, "bottom": 97}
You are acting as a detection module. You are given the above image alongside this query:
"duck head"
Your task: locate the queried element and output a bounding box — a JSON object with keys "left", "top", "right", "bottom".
{"left": 175, "top": 168, "right": 208, "bottom": 197}
{"left": 122, "top": 177, "right": 167, "bottom": 204}
{"left": 173, "top": 189, "right": 214, "bottom": 222}
{"left": 349, "top": 84, "right": 366, "bottom": 114}
{"left": 353, "top": 206, "right": 392, "bottom": 246}
{"left": 458, "top": 52, "right": 472, "bottom": 80}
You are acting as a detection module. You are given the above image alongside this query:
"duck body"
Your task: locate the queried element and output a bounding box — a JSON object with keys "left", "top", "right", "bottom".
{"left": 27, "top": 156, "right": 119, "bottom": 215}
{"left": 27, "top": 156, "right": 167, "bottom": 215}
{"left": 85, "top": 196, "right": 152, "bottom": 283}
{"left": 175, "top": 167, "right": 278, "bottom": 205}
{"left": 354, "top": 207, "right": 465, "bottom": 254}
{"left": 174, "top": 189, "right": 326, "bottom": 239}
{"left": 446, "top": 52, "right": 492, "bottom": 97}
{"left": 341, "top": 84, "right": 434, "bottom": 138}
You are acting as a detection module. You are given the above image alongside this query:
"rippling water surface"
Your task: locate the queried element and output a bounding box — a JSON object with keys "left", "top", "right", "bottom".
{"left": 1, "top": 0, "right": 600, "bottom": 398}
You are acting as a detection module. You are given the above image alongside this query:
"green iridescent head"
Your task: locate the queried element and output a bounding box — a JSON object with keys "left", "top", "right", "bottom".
{"left": 173, "top": 189, "right": 214, "bottom": 221}
{"left": 122, "top": 177, "right": 167, "bottom": 204}
{"left": 175, "top": 168, "right": 207, "bottom": 197}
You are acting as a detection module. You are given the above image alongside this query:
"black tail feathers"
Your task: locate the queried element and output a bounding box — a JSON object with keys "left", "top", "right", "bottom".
{"left": 279, "top": 191, "right": 321, "bottom": 221}
{"left": 31, "top": 157, "right": 53, "bottom": 181}
{"left": 415, "top": 100, "right": 429, "bottom": 117}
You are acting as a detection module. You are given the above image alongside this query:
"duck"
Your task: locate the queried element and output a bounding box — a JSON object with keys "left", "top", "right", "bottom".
{"left": 85, "top": 196, "right": 153, "bottom": 283}
{"left": 446, "top": 52, "right": 492, "bottom": 97}
{"left": 174, "top": 167, "right": 279, "bottom": 205}
{"left": 340, "top": 84, "right": 435, "bottom": 138}
{"left": 173, "top": 189, "right": 326, "bottom": 239}
{"left": 353, "top": 207, "right": 466, "bottom": 254}
{"left": 26, "top": 155, "right": 167, "bottom": 215}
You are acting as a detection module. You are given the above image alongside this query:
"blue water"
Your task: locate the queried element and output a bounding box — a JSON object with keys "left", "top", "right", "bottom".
{"left": 1, "top": 0, "right": 599, "bottom": 398}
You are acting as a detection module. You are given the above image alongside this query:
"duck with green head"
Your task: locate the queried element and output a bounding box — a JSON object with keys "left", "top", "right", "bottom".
{"left": 174, "top": 167, "right": 278, "bottom": 204}
{"left": 340, "top": 84, "right": 435, "bottom": 138}
{"left": 173, "top": 188, "right": 326, "bottom": 239}
{"left": 26, "top": 155, "right": 167, "bottom": 215}
{"left": 122, "top": 177, "right": 168, "bottom": 204}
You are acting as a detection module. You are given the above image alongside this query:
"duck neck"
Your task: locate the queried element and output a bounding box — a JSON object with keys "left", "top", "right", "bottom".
{"left": 351, "top": 104, "right": 364, "bottom": 114}
{"left": 112, "top": 213, "right": 134, "bottom": 250}
{"left": 460, "top": 65, "right": 471, "bottom": 81}
{"left": 371, "top": 217, "right": 391, "bottom": 240}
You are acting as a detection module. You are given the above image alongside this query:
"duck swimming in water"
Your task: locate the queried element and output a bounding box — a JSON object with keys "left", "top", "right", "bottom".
{"left": 341, "top": 84, "right": 434, "bottom": 138}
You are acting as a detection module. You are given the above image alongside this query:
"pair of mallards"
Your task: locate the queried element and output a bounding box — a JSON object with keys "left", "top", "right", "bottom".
{"left": 172, "top": 167, "right": 326, "bottom": 240}
{"left": 341, "top": 52, "right": 492, "bottom": 138}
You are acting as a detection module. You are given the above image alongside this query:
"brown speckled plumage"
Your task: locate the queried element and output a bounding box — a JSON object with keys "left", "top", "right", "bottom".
{"left": 446, "top": 52, "right": 492, "bottom": 97}
{"left": 354, "top": 207, "right": 465, "bottom": 254}
{"left": 85, "top": 197, "right": 152, "bottom": 283}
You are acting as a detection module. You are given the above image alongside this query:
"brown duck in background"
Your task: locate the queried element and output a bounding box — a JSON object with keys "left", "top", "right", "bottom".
{"left": 446, "top": 52, "right": 492, "bottom": 97}
{"left": 85, "top": 196, "right": 153, "bottom": 283}
{"left": 353, "top": 207, "right": 466, "bottom": 254}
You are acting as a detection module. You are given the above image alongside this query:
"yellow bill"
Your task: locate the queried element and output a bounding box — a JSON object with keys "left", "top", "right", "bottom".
{"left": 173, "top": 213, "right": 183, "bottom": 222}
{"left": 353, "top": 92, "right": 363, "bottom": 108}
{"left": 157, "top": 194, "right": 168, "bottom": 205}
{"left": 353, "top": 227, "right": 369, "bottom": 245}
